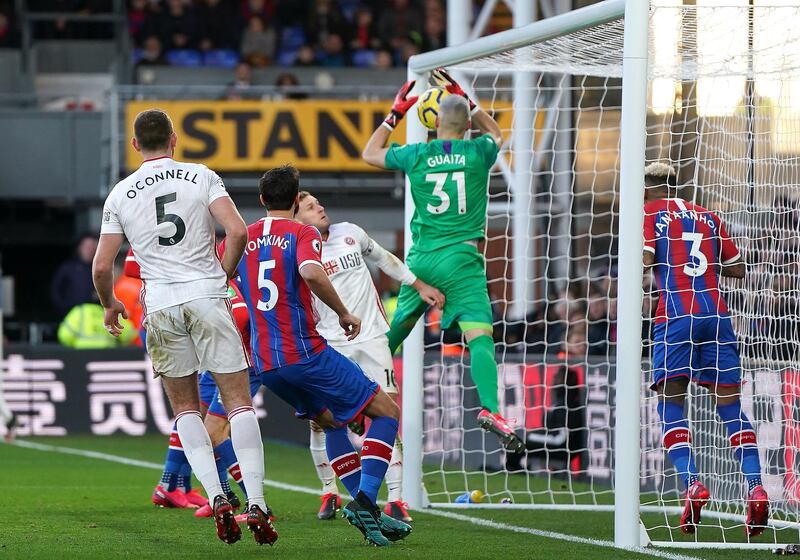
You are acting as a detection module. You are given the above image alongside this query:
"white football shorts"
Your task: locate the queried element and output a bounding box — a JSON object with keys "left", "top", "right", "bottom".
{"left": 143, "top": 297, "right": 249, "bottom": 378}
{"left": 331, "top": 334, "right": 397, "bottom": 394}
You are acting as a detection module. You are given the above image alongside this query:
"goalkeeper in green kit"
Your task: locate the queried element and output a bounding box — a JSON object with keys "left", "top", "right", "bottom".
{"left": 363, "top": 68, "right": 524, "bottom": 453}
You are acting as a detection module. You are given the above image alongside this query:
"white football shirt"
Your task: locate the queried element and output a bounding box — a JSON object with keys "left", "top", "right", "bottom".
{"left": 315, "top": 222, "right": 390, "bottom": 344}
{"left": 100, "top": 156, "right": 229, "bottom": 314}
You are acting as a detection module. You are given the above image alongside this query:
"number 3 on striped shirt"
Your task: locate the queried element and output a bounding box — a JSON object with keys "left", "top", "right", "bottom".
{"left": 682, "top": 232, "right": 708, "bottom": 277}
{"left": 257, "top": 259, "right": 279, "bottom": 311}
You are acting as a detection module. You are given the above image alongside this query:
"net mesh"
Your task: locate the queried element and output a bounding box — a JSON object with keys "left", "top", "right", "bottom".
{"left": 416, "top": 1, "right": 800, "bottom": 546}
{"left": 453, "top": 3, "right": 800, "bottom": 81}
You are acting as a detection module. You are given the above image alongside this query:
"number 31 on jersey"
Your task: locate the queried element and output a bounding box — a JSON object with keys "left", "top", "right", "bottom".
{"left": 426, "top": 171, "right": 466, "bottom": 215}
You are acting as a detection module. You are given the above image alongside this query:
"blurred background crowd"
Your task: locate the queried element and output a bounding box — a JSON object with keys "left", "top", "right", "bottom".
{"left": 0, "top": 0, "right": 478, "bottom": 69}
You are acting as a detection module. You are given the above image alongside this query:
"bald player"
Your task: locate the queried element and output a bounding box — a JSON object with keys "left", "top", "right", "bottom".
{"left": 362, "top": 68, "right": 524, "bottom": 454}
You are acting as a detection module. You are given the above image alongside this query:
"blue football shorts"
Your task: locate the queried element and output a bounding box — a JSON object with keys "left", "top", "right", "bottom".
{"left": 650, "top": 314, "right": 742, "bottom": 390}
{"left": 199, "top": 369, "right": 262, "bottom": 418}
{"left": 260, "top": 344, "right": 379, "bottom": 425}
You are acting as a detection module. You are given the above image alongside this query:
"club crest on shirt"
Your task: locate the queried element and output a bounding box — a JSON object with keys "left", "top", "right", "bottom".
{"left": 345, "top": 236, "right": 356, "bottom": 246}
{"left": 312, "top": 239, "right": 321, "bottom": 253}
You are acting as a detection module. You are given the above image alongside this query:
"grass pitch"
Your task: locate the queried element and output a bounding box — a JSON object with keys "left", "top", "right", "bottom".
{"left": 0, "top": 435, "right": 777, "bottom": 559}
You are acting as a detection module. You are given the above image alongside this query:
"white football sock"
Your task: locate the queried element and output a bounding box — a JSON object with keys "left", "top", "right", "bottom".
{"left": 386, "top": 438, "right": 404, "bottom": 503}
{"left": 310, "top": 425, "right": 338, "bottom": 495}
{"left": 229, "top": 406, "right": 266, "bottom": 510}
{"left": 175, "top": 411, "right": 224, "bottom": 500}
{"left": 0, "top": 391, "right": 12, "bottom": 424}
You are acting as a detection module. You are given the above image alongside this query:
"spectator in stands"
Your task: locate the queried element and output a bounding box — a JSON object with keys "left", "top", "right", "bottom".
{"left": 424, "top": 0, "right": 444, "bottom": 16}
{"left": 50, "top": 233, "right": 99, "bottom": 319}
{"left": 241, "top": 14, "right": 275, "bottom": 66}
{"left": 305, "top": 0, "right": 349, "bottom": 49}
{"left": 586, "top": 282, "right": 610, "bottom": 356}
{"left": 373, "top": 48, "right": 394, "bottom": 68}
{"left": 275, "top": 72, "right": 308, "bottom": 100}
{"left": 127, "top": 0, "right": 150, "bottom": 46}
{"left": 770, "top": 266, "right": 800, "bottom": 363}
{"left": 548, "top": 303, "right": 589, "bottom": 359}
{"left": 0, "top": 8, "right": 17, "bottom": 48}
{"left": 240, "top": 0, "right": 273, "bottom": 24}
{"left": 137, "top": 34, "right": 166, "bottom": 66}
{"left": 377, "top": 0, "right": 422, "bottom": 50}
{"left": 319, "top": 32, "right": 347, "bottom": 66}
{"left": 197, "top": 0, "right": 239, "bottom": 51}
{"left": 421, "top": 9, "right": 446, "bottom": 51}
{"left": 350, "top": 5, "right": 379, "bottom": 51}
{"left": 225, "top": 61, "right": 254, "bottom": 99}
{"left": 564, "top": 321, "right": 588, "bottom": 359}
{"left": 397, "top": 37, "right": 420, "bottom": 65}
{"left": 154, "top": 0, "right": 198, "bottom": 50}
{"left": 293, "top": 44, "right": 316, "bottom": 66}
{"left": 58, "top": 302, "right": 137, "bottom": 348}
{"left": 522, "top": 303, "right": 548, "bottom": 356}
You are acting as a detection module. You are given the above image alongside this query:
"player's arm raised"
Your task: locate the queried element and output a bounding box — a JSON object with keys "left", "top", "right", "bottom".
{"left": 362, "top": 80, "right": 419, "bottom": 169}
{"left": 210, "top": 196, "right": 247, "bottom": 279}
{"left": 432, "top": 68, "right": 503, "bottom": 145}
{"left": 362, "top": 235, "right": 444, "bottom": 309}
{"left": 92, "top": 232, "right": 128, "bottom": 337}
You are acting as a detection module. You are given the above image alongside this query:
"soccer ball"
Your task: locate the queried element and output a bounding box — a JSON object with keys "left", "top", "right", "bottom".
{"left": 417, "top": 86, "right": 450, "bottom": 130}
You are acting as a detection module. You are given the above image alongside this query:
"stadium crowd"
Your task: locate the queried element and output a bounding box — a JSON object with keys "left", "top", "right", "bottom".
{"left": 3, "top": 0, "right": 452, "bottom": 68}
{"left": 130, "top": 0, "right": 446, "bottom": 68}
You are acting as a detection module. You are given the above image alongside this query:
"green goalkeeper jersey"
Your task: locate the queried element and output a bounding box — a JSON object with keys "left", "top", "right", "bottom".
{"left": 384, "top": 134, "right": 500, "bottom": 252}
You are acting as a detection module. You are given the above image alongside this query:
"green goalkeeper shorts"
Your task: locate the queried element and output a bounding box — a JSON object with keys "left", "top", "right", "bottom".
{"left": 394, "top": 242, "right": 493, "bottom": 331}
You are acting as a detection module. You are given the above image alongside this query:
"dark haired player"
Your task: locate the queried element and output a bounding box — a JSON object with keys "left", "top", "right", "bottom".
{"left": 643, "top": 162, "right": 769, "bottom": 536}
{"left": 219, "top": 165, "right": 412, "bottom": 546}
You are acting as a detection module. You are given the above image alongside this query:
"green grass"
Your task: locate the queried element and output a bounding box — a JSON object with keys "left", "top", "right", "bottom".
{"left": 0, "top": 435, "right": 780, "bottom": 559}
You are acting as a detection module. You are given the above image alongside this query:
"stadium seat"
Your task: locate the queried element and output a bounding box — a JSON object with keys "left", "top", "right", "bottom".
{"left": 351, "top": 49, "right": 376, "bottom": 68}
{"left": 165, "top": 49, "right": 203, "bottom": 67}
{"left": 338, "top": 0, "right": 360, "bottom": 20}
{"left": 130, "top": 49, "right": 144, "bottom": 65}
{"left": 203, "top": 49, "right": 240, "bottom": 68}
{"left": 276, "top": 49, "right": 298, "bottom": 67}
{"left": 280, "top": 26, "right": 306, "bottom": 51}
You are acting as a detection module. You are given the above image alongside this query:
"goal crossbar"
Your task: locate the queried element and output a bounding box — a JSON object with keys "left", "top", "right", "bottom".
{"left": 407, "top": 0, "right": 625, "bottom": 74}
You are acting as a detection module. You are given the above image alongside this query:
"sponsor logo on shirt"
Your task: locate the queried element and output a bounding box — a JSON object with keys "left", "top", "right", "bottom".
{"left": 322, "top": 251, "right": 362, "bottom": 277}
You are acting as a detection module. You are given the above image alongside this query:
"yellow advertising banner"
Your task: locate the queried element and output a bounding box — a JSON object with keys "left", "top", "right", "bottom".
{"left": 124, "top": 99, "right": 514, "bottom": 172}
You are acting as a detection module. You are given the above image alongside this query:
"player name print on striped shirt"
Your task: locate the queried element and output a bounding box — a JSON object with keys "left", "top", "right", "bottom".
{"left": 222, "top": 217, "right": 326, "bottom": 372}
{"left": 643, "top": 197, "right": 741, "bottom": 322}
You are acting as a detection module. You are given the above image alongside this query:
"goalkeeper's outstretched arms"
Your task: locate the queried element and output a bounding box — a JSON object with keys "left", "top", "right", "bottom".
{"left": 431, "top": 68, "right": 503, "bottom": 146}
{"left": 362, "top": 80, "right": 418, "bottom": 169}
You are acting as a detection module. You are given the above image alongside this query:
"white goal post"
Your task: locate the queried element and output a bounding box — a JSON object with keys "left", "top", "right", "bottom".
{"left": 402, "top": 0, "right": 641, "bottom": 547}
{"left": 401, "top": 0, "right": 800, "bottom": 552}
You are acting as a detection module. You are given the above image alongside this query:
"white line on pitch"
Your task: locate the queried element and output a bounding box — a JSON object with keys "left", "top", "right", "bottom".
{"left": 9, "top": 439, "right": 702, "bottom": 560}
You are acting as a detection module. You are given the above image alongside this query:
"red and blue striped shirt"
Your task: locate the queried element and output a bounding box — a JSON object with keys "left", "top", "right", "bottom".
{"left": 222, "top": 217, "right": 326, "bottom": 372}
{"left": 643, "top": 198, "right": 741, "bottom": 323}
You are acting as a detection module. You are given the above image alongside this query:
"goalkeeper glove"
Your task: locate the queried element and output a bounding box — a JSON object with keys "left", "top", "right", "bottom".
{"left": 431, "top": 67, "right": 478, "bottom": 116}
{"left": 383, "top": 80, "right": 419, "bottom": 131}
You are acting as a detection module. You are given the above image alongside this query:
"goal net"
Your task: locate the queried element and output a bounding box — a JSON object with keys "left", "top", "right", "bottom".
{"left": 403, "top": 0, "right": 800, "bottom": 549}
